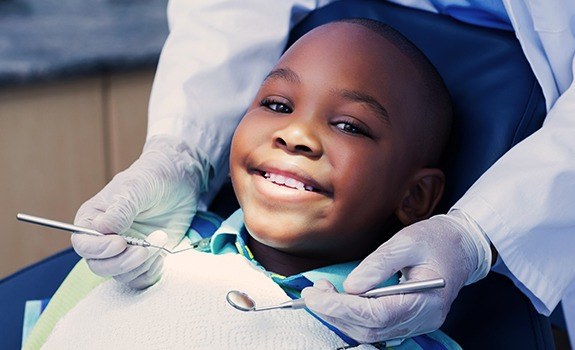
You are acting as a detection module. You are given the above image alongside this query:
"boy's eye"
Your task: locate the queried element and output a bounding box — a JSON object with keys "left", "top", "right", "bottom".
{"left": 261, "top": 98, "right": 292, "bottom": 113}
{"left": 334, "top": 121, "right": 370, "bottom": 137}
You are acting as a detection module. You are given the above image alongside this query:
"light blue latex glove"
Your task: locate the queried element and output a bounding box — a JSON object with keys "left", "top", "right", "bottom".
{"left": 71, "top": 136, "right": 210, "bottom": 289}
{"left": 302, "top": 212, "right": 492, "bottom": 343}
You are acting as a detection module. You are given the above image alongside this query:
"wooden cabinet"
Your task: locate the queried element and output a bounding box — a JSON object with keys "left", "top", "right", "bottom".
{"left": 0, "top": 70, "right": 153, "bottom": 279}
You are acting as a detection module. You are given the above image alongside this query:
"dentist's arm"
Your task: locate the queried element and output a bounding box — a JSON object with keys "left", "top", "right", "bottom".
{"left": 453, "top": 62, "right": 575, "bottom": 315}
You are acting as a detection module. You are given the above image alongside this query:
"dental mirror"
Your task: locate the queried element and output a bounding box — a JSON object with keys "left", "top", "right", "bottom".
{"left": 226, "top": 278, "right": 445, "bottom": 312}
{"left": 226, "top": 290, "right": 306, "bottom": 312}
{"left": 226, "top": 290, "right": 256, "bottom": 311}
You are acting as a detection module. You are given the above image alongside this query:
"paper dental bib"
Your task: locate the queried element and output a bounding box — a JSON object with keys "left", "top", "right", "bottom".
{"left": 42, "top": 250, "right": 367, "bottom": 349}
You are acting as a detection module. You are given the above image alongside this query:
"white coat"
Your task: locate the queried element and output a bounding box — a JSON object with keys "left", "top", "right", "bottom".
{"left": 146, "top": 0, "right": 575, "bottom": 344}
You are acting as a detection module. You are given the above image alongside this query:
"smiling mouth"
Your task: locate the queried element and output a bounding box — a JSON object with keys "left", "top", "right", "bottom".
{"left": 261, "top": 171, "right": 319, "bottom": 192}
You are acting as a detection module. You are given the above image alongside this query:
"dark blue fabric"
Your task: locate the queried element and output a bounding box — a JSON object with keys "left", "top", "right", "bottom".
{"left": 307, "top": 311, "right": 360, "bottom": 347}
{"left": 189, "top": 211, "right": 223, "bottom": 239}
{"left": 412, "top": 334, "right": 448, "bottom": 350}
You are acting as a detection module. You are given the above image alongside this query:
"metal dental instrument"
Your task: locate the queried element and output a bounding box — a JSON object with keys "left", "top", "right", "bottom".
{"left": 226, "top": 278, "right": 445, "bottom": 312}
{"left": 227, "top": 290, "right": 307, "bottom": 312}
{"left": 16, "top": 213, "right": 200, "bottom": 254}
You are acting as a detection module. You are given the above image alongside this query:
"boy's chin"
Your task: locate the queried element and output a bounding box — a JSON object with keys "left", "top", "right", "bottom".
{"left": 245, "top": 225, "right": 301, "bottom": 250}
{"left": 248, "top": 227, "right": 339, "bottom": 256}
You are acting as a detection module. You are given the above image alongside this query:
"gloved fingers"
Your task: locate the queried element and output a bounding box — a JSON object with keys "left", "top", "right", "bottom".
{"left": 399, "top": 267, "right": 456, "bottom": 324}
{"left": 74, "top": 203, "right": 105, "bottom": 228}
{"left": 302, "top": 280, "right": 385, "bottom": 342}
{"left": 71, "top": 233, "right": 127, "bottom": 259}
{"left": 124, "top": 254, "right": 165, "bottom": 290}
{"left": 310, "top": 279, "right": 338, "bottom": 292}
{"left": 85, "top": 245, "right": 152, "bottom": 277}
{"left": 73, "top": 195, "right": 136, "bottom": 236}
{"left": 344, "top": 234, "right": 425, "bottom": 294}
{"left": 131, "top": 209, "right": 196, "bottom": 244}
{"left": 113, "top": 250, "right": 163, "bottom": 284}
{"left": 144, "top": 230, "right": 168, "bottom": 248}
{"left": 304, "top": 283, "right": 443, "bottom": 343}
{"left": 327, "top": 315, "right": 420, "bottom": 344}
{"left": 354, "top": 294, "right": 444, "bottom": 342}
{"left": 305, "top": 285, "right": 405, "bottom": 327}
{"left": 304, "top": 216, "right": 477, "bottom": 344}
{"left": 401, "top": 267, "right": 448, "bottom": 293}
{"left": 73, "top": 176, "right": 130, "bottom": 229}
{"left": 111, "top": 231, "right": 167, "bottom": 284}
{"left": 90, "top": 194, "right": 140, "bottom": 235}
{"left": 400, "top": 265, "right": 439, "bottom": 279}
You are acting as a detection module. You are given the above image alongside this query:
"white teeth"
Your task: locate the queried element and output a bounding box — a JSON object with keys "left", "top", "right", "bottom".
{"left": 285, "top": 177, "right": 304, "bottom": 190}
{"left": 263, "top": 172, "right": 313, "bottom": 191}
{"left": 275, "top": 174, "right": 287, "bottom": 184}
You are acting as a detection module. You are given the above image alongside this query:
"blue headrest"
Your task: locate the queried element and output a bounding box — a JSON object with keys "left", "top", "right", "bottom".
{"left": 288, "top": 0, "right": 546, "bottom": 212}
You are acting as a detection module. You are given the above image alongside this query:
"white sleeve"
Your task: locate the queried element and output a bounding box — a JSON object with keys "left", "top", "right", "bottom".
{"left": 453, "top": 57, "right": 575, "bottom": 316}
{"left": 147, "top": 0, "right": 335, "bottom": 204}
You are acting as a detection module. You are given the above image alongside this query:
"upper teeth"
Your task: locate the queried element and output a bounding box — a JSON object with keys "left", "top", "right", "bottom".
{"left": 264, "top": 172, "right": 314, "bottom": 191}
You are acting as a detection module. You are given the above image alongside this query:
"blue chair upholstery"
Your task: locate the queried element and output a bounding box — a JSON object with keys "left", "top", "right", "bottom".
{"left": 0, "top": 247, "right": 81, "bottom": 349}
{"left": 0, "top": 0, "right": 555, "bottom": 349}
{"left": 287, "top": 1, "right": 553, "bottom": 349}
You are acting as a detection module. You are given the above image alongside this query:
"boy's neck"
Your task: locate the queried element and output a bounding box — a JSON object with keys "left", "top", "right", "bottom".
{"left": 243, "top": 217, "right": 401, "bottom": 276}
{"left": 246, "top": 235, "right": 338, "bottom": 276}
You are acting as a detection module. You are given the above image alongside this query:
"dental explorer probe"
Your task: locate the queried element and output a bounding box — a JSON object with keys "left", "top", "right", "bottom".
{"left": 227, "top": 278, "right": 446, "bottom": 312}
{"left": 16, "top": 213, "right": 195, "bottom": 254}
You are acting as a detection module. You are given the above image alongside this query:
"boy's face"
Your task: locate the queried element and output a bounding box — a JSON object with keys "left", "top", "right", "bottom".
{"left": 230, "top": 23, "right": 429, "bottom": 262}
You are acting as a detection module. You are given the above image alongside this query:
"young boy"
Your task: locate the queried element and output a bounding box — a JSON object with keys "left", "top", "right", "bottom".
{"left": 29, "top": 19, "right": 456, "bottom": 349}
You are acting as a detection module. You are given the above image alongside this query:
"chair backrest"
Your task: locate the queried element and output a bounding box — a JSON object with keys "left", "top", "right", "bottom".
{"left": 287, "top": 1, "right": 553, "bottom": 349}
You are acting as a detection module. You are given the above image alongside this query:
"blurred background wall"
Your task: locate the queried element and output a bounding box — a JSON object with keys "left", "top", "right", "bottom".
{"left": 0, "top": 0, "right": 169, "bottom": 279}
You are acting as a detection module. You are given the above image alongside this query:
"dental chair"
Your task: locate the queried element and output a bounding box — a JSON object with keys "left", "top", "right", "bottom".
{"left": 0, "top": 1, "right": 556, "bottom": 349}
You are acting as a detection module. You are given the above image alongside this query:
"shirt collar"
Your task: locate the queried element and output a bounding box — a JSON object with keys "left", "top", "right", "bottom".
{"left": 209, "top": 209, "right": 399, "bottom": 292}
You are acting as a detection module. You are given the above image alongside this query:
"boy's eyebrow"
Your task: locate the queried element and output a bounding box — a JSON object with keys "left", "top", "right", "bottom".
{"left": 263, "top": 68, "right": 390, "bottom": 126}
{"left": 263, "top": 67, "right": 301, "bottom": 84}
{"left": 338, "top": 89, "right": 391, "bottom": 126}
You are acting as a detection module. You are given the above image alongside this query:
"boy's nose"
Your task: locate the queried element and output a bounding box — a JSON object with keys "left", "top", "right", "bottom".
{"left": 273, "top": 122, "right": 322, "bottom": 157}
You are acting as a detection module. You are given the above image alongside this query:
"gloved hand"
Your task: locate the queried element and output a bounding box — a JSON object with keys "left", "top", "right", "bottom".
{"left": 301, "top": 211, "right": 492, "bottom": 343}
{"left": 71, "top": 135, "right": 210, "bottom": 289}
{"left": 72, "top": 230, "right": 168, "bottom": 289}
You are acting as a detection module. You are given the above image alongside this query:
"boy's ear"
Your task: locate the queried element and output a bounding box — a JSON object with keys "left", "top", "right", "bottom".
{"left": 395, "top": 168, "right": 445, "bottom": 225}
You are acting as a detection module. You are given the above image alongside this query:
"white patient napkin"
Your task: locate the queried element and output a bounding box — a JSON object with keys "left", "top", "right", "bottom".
{"left": 42, "top": 250, "right": 374, "bottom": 349}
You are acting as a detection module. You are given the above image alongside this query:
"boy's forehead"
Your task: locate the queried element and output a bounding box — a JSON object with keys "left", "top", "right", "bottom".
{"left": 278, "top": 21, "right": 420, "bottom": 87}
{"left": 281, "top": 22, "right": 413, "bottom": 71}
{"left": 294, "top": 22, "right": 387, "bottom": 51}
